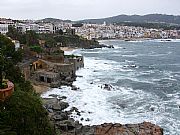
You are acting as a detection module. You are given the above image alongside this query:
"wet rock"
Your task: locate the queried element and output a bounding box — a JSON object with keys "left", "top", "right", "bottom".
{"left": 57, "top": 96, "right": 67, "bottom": 101}
{"left": 150, "top": 107, "right": 155, "bottom": 111}
{"left": 70, "top": 107, "right": 79, "bottom": 113}
{"left": 48, "top": 109, "right": 53, "bottom": 113}
{"left": 77, "top": 75, "right": 83, "bottom": 78}
{"left": 43, "top": 98, "right": 163, "bottom": 135}
{"left": 69, "top": 107, "right": 81, "bottom": 116}
{"left": 59, "top": 102, "right": 69, "bottom": 110}
{"left": 71, "top": 85, "right": 79, "bottom": 91}
{"left": 107, "top": 45, "right": 114, "bottom": 48}
{"left": 49, "top": 94, "right": 59, "bottom": 98}
{"left": 80, "top": 118, "right": 84, "bottom": 121}
{"left": 85, "top": 118, "right": 90, "bottom": 121}
{"left": 101, "top": 84, "right": 113, "bottom": 91}
{"left": 77, "top": 112, "right": 81, "bottom": 116}
{"left": 130, "top": 64, "right": 137, "bottom": 68}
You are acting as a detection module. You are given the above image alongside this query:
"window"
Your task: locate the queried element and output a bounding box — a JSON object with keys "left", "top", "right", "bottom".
{"left": 40, "top": 76, "right": 45, "bottom": 82}
{"left": 47, "top": 78, "right": 52, "bottom": 83}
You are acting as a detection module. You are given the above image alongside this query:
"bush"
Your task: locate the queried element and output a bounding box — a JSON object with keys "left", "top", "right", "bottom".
{"left": 0, "top": 90, "right": 54, "bottom": 135}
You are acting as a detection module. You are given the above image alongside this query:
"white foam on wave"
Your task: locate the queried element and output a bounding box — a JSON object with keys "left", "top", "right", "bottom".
{"left": 42, "top": 44, "right": 180, "bottom": 134}
{"left": 149, "top": 39, "right": 180, "bottom": 43}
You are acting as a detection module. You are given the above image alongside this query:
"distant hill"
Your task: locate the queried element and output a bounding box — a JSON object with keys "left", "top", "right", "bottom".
{"left": 78, "top": 14, "right": 180, "bottom": 25}
{"left": 36, "top": 18, "right": 72, "bottom": 23}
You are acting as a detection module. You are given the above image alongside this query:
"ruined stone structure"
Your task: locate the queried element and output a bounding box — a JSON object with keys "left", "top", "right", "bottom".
{"left": 34, "top": 59, "right": 75, "bottom": 86}
{"left": 64, "top": 55, "right": 84, "bottom": 71}
{"left": 19, "top": 47, "right": 84, "bottom": 87}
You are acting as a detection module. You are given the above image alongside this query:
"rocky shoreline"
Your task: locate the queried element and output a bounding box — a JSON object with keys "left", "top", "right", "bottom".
{"left": 43, "top": 96, "right": 163, "bottom": 135}
{"left": 41, "top": 45, "right": 163, "bottom": 135}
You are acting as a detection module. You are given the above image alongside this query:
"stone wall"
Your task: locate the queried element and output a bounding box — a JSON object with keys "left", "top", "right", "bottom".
{"left": 43, "top": 54, "right": 64, "bottom": 63}
{"left": 64, "top": 56, "right": 84, "bottom": 71}
{"left": 35, "top": 70, "right": 60, "bottom": 84}
{"left": 53, "top": 63, "right": 75, "bottom": 77}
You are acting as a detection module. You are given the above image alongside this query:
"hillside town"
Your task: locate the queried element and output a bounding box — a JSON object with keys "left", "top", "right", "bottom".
{"left": 1, "top": 17, "right": 180, "bottom": 40}
{"left": 0, "top": 17, "right": 166, "bottom": 135}
{"left": 0, "top": 17, "right": 85, "bottom": 89}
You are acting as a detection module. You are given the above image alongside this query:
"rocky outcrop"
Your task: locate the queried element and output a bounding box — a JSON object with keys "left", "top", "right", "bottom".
{"left": 95, "top": 122, "right": 163, "bottom": 135}
{"left": 43, "top": 98, "right": 163, "bottom": 135}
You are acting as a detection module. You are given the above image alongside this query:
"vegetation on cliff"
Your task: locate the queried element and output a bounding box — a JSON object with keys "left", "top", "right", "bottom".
{"left": 0, "top": 34, "right": 54, "bottom": 135}
{"left": 7, "top": 25, "right": 99, "bottom": 50}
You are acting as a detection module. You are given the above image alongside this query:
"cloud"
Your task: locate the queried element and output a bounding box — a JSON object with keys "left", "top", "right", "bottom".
{"left": 0, "top": 0, "right": 179, "bottom": 20}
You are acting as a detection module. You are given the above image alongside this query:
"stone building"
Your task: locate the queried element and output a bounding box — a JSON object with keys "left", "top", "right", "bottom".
{"left": 64, "top": 55, "right": 84, "bottom": 71}
{"left": 33, "top": 59, "right": 76, "bottom": 86}
{"left": 19, "top": 48, "right": 84, "bottom": 86}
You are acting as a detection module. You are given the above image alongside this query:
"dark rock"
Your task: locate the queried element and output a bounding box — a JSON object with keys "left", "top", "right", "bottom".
{"left": 77, "top": 112, "right": 81, "bottom": 116}
{"left": 107, "top": 45, "right": 114, "bottom": 48}
{"left": 70, "top": 107, "right": 79, "bottom": 112}
{"left": 150, "top": 107, "right": 155, "bottom": 111}
{"left": 52, "top": 102, "right": 69, "bottom": 111}
{"left": 52, "top": 104, "right": 62, "bottom": 111}
{"left": 48, "top": 109, "right": 53, "bottom": 113}
{"left": 57, "top": 96, "right": 67, "bottom": 101}
{"left": 101, "top": 84, "right": 113, "bottom": 91}
{"left": 77, "top": 75, "right": 83, "bottom": 78}
{"left": 49, "top": 94, "right": 59, "bottom": 98}
{"left": 80, "top": 118, "right": 84, "bottom": 121}
{"left": 56, "top": 120, "right": 75, "bottom": 131}
{"left": 52, "top": 112, "right": 68, "bottom": 121}
{"left": 71, "top": 85, "right": 79, "bottom": 91}
{"left": 59, "top": 102, "right": 69, "bottom": 110}
{"left": 85, "top": 118, "right": 90, "bottom": 121}
{"left": 65, "top": 77, "right": 73, "bottom": 82}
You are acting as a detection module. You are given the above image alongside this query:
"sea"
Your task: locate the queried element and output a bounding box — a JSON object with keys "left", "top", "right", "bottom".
{"left": 42, "top": 39, "right": 180, "bottom": 135}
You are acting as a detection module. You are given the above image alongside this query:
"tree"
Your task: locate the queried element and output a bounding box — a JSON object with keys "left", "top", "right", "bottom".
{"left": 55, "top": 29, "right": 63, "bottom": 35}
{"left": 25, "top": 31, "right": 39, "bottom": 46}
{"left": 29, "top": 45, "right": 43, "bottom": 54}
{"left": 0, "top": 90, "right": 54, "bottom": 135}
{"left": 6, "top": 26, "right": 26, "bottom": 44}
{"left": 0, "top": 34, "right": 22, "bottom": 88}
{"left": 0, "top": 35, "right": 54, "bottom": 135}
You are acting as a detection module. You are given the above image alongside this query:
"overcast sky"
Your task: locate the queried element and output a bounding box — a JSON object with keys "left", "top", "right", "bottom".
{"left": 0, "top": 0, "right": 180, "bottom": 20}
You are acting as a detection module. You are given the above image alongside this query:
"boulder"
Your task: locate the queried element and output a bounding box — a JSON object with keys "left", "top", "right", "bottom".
{"left": 59, "top": 102, "right": 69, "bottom": 110}
{"left": 52, "top": 102, "right": 69, "bottom": 111}
{"left": 101, "top": 84, "right": 113, "bottom": 91}
{"left": 71, "top": 85, "right": 79, "bottom": 91}
{"left": 56, "top": 119, "right": 75, "bottom": 131}
{"left": 52, "top": 112, "right": 68, "bottom": 121}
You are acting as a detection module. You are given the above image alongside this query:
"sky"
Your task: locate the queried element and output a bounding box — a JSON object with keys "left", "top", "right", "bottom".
{"left": 0, "top": 0, "right": 180, "bottom": 20}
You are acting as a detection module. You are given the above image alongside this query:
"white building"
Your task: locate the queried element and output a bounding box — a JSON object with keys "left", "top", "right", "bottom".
{"left": 0, "top": 24, "right": 9, "bottom": 34}
{"left": 12, "top": 40, "right": 20, "bottom": 51}
{"left": 16, "top": 23, "right": 26, "bottom": 33}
